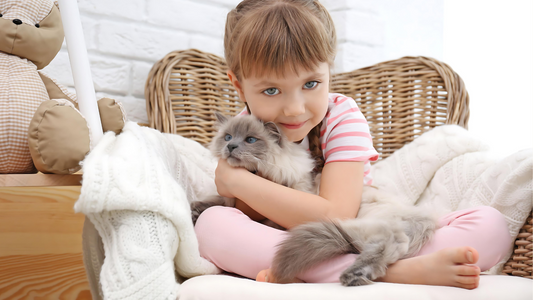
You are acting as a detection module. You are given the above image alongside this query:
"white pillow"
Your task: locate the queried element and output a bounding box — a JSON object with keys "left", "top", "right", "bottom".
{"left": 177, "top": 274, "right": 532, "bottom": 300}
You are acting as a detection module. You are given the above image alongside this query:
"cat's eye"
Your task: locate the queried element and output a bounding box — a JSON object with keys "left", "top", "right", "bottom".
{"left": 246, "top": 137, "right": 258, "bottom": 144}
{"left": 304, "top": 81, "right": 318, "bottom": 89}
{"left": 263, "top": 88, "right": 279, "bottom": 96}
{"left": 224, "top": 134, "right": 232, "bottom": 141}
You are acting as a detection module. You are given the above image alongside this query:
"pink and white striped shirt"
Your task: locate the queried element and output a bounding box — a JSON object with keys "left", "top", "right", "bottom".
{"left": 237, "top": 93, "right": 379, "bottom": 185}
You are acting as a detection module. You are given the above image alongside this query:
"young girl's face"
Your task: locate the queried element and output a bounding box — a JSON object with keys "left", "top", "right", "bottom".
{"left": 228, "top": 62, "right": 330, "bottom": 142}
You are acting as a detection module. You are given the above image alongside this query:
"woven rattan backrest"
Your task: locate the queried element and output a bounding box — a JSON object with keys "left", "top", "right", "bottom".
{"left": 145, "top": 49, "right": 242, "bottom": 144}
{"left": 145, "top": 49, "right": 469, "bottom": 159}
{"left": 330, "top": 56, "right": 469, "bottom": 158}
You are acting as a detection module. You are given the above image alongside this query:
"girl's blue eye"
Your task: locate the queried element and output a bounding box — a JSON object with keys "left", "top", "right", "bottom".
{"left": 224, "top": 134, "right": 232, "bottom": 141}
{"left": 304, "top": 81, "right": 318, "bottom": 89}
{"left": 246, "top": 137, "right": 257, "bottom": 143}
{"left": 263, "top": 88, "right": 279, "bottom": 96}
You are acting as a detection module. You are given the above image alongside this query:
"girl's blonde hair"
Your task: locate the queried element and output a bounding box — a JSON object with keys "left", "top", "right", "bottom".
{"left": 224, "top": 0, "right": 337, "bottom": 173}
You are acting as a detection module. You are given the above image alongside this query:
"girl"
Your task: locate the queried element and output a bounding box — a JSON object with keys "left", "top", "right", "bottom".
{"left": 194, "top": 0, "right": 511, "bottom": 289}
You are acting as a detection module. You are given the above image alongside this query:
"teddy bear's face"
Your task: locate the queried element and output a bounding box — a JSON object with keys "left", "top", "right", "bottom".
{"left": 0, "top": 0, "right": 64, "bottom": 69}
{"left": 0, "top": 0, "right": 54, "bottom": 27}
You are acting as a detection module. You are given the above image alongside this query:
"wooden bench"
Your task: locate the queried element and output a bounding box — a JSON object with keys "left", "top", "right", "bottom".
{"left": 0, "top": 173, "right": 91, "bottom": 300}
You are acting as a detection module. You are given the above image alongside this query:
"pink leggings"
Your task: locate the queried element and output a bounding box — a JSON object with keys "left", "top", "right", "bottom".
{"left": 194, "top": 205, "right": 511, "bottom": 283}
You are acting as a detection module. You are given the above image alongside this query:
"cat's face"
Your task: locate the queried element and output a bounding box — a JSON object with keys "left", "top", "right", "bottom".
{"left": 210, "top": 112, "right": 283, "bottom": 171}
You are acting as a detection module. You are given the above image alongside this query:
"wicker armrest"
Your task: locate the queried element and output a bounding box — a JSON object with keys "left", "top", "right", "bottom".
{"left": 502, "top": 216, "right": 533, "bottom": 278}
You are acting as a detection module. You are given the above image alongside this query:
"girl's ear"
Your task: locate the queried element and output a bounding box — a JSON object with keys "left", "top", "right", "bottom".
{"left": 227, "top": 70, "right": 246, "bottom": 103}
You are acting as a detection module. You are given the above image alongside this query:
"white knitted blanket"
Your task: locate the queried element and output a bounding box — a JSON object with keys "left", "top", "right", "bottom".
{"left": 75, "top": 122, "right": 222, "bottom": 299}
{"left": 370, "top": 125, "right": 532, "bottom": 274}
{"left": 74, "top": 122, "right": 532, "bottom": 300}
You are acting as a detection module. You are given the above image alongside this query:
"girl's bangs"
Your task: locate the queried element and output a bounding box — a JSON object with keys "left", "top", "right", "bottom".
{"left": 237, "top": 4, "right": 333, "bottom": 79}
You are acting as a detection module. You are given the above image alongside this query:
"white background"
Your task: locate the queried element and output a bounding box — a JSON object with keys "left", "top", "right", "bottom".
{"left": 443, "top": 0, "right": 533, "bottom": 158}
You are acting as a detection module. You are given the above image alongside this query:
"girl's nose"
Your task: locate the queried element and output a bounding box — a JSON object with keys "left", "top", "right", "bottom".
{"left": 283, "top": 96, "right": 306, "bottom": 117}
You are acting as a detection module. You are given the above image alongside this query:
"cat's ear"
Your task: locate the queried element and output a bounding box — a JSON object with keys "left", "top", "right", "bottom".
{"left": 214, "top": 111, "right": 228, "bottom": 125}
{"left": 264, "top": 122, "right": 282, "bottom": 145}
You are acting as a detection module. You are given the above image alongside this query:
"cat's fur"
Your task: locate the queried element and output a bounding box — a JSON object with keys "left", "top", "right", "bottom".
{"left": 190, "top": 112, "right": 438, "bottom": 286}
{"left": 190, "top": 112, "right": 316, "bottom": 228}
{"left": 271, "top": 186, "right": 439, "bottom": 286}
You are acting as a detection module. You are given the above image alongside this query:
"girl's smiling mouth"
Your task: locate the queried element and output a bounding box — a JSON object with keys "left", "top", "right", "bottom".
{"left": 280, "top": 121, "right": 307, "bottom": 129}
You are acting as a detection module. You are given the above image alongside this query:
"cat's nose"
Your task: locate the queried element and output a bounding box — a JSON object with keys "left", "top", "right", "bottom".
{"left": 227, "top": 144, "right": 238, "bottom": 153}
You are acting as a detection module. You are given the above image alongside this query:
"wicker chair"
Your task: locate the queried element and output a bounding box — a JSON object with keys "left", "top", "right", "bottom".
{"left": 145, "top": 48, "right": 532, "bottom": 279}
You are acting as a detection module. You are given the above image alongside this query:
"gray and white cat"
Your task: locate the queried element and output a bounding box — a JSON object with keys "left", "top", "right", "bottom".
{"left": 191, "top": 112, "right": 438, "bottom": 286}
{"left": 190, "top": 112, "right": 316, "bottom": 228}
{"left": 271, "top": 186, "right": 439, "bottom": 286}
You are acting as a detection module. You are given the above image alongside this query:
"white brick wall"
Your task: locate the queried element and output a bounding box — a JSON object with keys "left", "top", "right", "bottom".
{"left": 330, "top": 8, "right": 384, "bottom": 73}
{"left": 42, "top": 0, "right": 442, "bottom": 124}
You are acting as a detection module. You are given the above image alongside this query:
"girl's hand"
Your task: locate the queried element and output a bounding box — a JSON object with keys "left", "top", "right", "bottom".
{"left": 214, "top": 158, "right": 248, "bottom": 198}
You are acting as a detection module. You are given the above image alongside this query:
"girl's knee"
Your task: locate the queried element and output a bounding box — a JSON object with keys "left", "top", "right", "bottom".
{"left": 194, "top": 206, "right": 255, "bottom": 264}
{"left": 196, "top": 205, "right": 244, "bottom": 225}
{"left": 194, "top": 206, "right": 245, "bottom": 241}
{"left": 471, "top": 206, "right": 508, "bottom": 230}
{"left": 473, "top": 205, "right": 500, "bottom": 217}
{"left": 472, "top": 206, "right": 512, "bottom": 250}
{"left": 473, "top": 206, "right": 508, "bottom": 230}
{"left": 471, "top": 206, "right": 514, "bottom": 270}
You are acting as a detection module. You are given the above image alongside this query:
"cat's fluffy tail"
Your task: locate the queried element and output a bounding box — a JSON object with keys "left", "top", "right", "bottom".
{"left": 271, "top": 220, "right": 361, "bottom": 283}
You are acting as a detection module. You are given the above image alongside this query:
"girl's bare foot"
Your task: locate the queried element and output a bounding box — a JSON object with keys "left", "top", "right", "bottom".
{"left": 257, "top": 246, "right": 481, "bottom": 289}
{"left": 256, "top": 269, "right": 304, "bottom": 283}
{"left": 377, "top": 246, "right": 481, "bottom": 289}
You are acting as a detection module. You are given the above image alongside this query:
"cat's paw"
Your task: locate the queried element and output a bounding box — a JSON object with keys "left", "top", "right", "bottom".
{"left": 340, "top": 266, "right": 374, "bottom": 286}
{"left": 190, "top": 201, "right": 214, "bottom": 225}
{"left": 340, "top": 262, "right": 388, "bottom": 287}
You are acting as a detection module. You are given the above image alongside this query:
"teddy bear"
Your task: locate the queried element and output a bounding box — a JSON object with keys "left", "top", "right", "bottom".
{"left": 0, "top": 0, "right": 126, "bottom": 175}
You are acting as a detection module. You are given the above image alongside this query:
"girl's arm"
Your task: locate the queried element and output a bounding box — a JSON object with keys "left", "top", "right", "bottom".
{"left": 234, "top": 198, "right": 267, "bottom": 221}
{"left": 215, "top": 158, "right": 365, "bottom": 229}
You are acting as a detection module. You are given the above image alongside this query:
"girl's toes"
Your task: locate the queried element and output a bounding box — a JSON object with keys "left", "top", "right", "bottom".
{"left": 462, "top": 283, "right": 479, "bottom": 290}
{"left": 449, "top": 246, "right": 479, "bottom": 264}
{"left": 256, "top": 268, "right": 304, "bottom": 284}
{"left": 455, "top": 265, "right": 480, "bottom": 276}
{"left": 256, "top": 269, "right": 270, "bottom": 282}
{"left": 455, "top": 275, "right": 480, "bottom": 286}
{"left": 465, "top": 247, "right": 479, "bottom": 264}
